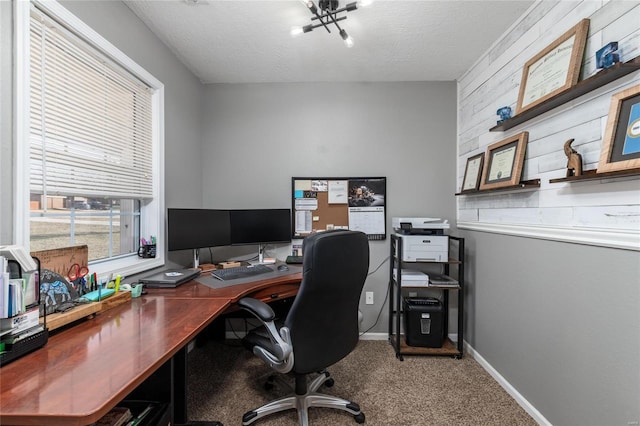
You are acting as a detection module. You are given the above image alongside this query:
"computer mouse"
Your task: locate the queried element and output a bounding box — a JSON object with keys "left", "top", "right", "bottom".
{"left": 277, "top": 264, "right": 289, "bottom": 271}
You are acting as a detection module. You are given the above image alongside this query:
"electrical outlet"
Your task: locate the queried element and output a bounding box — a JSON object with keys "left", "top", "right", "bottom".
{"left": 365, "top": 292, "right": 374, "bottom": 305}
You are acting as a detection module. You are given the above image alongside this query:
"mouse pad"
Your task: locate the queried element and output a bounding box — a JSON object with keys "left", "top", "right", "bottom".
{"left": 195, "top": 265, "right": 302, "bottom": 289}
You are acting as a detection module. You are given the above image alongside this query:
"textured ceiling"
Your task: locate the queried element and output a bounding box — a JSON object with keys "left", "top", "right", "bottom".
{"left": 124, "top": 0, "right": 534, "bottom": 84}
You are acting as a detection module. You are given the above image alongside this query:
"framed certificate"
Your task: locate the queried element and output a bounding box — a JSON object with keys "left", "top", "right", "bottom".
{"left": 480, "top": 132, "right": 529, "bottom": 190}
{"left": 460, "top": 153, "right": 484, "bottom": 193}
{"left": 597, "top": 84, "right": 640, "bottom": 173}
{"left": 516, "top": 19, "right": 590, "bottom": 114}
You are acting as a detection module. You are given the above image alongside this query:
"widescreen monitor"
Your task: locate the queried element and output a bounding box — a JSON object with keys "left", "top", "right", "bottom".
{"left": 167, "top": 208, "right": 231, "bottom": 251}
{"left": 230, "top": 208, "right": 292, "bottom": 264}
{"left": 230, "top": 209, "right": 292, "bottom": 245}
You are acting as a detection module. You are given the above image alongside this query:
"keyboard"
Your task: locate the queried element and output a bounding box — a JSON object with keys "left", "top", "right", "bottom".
{"left": 211, "top": 264, "right": 273, "bottom": 281}
{"left": 285, "top": 255, "right": 303, "bottom": 264}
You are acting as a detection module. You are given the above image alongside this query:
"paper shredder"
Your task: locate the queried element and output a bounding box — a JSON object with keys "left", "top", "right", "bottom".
{"left": 403, "top": 297, "right": 444, "bottom": 347}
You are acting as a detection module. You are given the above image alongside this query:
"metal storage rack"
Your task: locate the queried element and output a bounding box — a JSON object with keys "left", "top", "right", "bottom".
{"left": 388, "top": 234, "right": 464, "bottom": 360}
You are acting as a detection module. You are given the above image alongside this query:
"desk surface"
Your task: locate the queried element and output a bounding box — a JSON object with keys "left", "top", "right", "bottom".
{"left": 150, "top": 271, "right": 302, "bottom": 302}
{"left": 0, "top": 273, "right": 301, "bottom": 426}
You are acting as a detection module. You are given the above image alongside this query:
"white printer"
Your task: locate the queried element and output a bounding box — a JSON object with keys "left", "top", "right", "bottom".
{"left": 392, "top": 217, "right": 449, "bottom": 235}
{"left": 392, "top": 217, "right": 449, "bottom": 262}
{"left": 397, "top": 235, "right": 448, "bottom": 262}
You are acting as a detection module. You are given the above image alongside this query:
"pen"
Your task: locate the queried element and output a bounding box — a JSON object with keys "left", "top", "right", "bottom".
{"left": 115, "top": 275, "right": 121, "bottom": 293}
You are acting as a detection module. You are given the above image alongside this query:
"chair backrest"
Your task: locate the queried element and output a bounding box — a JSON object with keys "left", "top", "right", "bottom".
{"left": 285, "top": 230, "right": 370, "bottom": 374}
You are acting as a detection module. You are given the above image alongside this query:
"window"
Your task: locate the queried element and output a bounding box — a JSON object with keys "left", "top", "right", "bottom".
{"left": 17, "top": 1, "right": 164, "bottom": 277}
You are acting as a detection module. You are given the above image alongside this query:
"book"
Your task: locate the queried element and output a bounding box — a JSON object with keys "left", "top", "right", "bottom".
{"left": 95, "top": 406, "right": 132, "bottom": 426}
{"left": 429, "top": 273, "right": 459, "bottom": 287}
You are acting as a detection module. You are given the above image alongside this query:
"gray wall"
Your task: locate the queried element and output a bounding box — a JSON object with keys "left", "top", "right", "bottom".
{"left": 1, "top": 1, "right": 14, "bottom": 243}
{"left": 461, "top": 230, "right": 639, "bottom": 425}
{"left": 200, "top": 82, "right": 457, "bottom": 332}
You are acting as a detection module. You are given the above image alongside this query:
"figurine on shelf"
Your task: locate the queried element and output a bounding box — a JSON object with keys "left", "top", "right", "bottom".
{"left": 564, "top": 138, "right": 583, "bottom": 177}
{"left": 496, "top": 106, "right": 512, "bottom": 124}
{"left": 596, "top": 42, "right": 620, "bottom": 70}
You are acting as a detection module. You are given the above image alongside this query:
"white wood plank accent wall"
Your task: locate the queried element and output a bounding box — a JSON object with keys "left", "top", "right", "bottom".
{"left": 457, "top": 1, "right": 640, "bottom": 251}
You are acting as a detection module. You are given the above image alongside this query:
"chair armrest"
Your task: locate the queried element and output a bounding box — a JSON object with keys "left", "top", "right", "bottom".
{"left": 238, "top": 297, "right": 294, "bottom": 374}
{"left": 238, "top": 297, "right": 275, "bottom": 322}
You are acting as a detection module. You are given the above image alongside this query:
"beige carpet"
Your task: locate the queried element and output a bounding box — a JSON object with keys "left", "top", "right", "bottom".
{"left": 187, "top": 340, "right": 537, "bottom": 425}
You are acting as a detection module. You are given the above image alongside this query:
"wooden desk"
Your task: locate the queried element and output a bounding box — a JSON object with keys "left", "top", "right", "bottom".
{"left": 149, "top": 271, "right": 302, "bottom": 303}
{"left": 0, "top": 273, "right": 301, "bottom": 426}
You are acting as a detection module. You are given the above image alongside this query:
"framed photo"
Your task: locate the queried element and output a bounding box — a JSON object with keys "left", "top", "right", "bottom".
{"left": 516, "top": 19, "right": 590, "bottom": 115}
{"left": 480, "top": 132, "right": 529, "bottom": 190}
{"left": 460, "top": 153, "right": 484, "bottom": 193}
{"left": 597, "top": 84, "right": 640, "bottom": 173}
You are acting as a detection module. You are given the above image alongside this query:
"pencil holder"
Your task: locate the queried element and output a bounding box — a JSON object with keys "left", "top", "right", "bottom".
{"left": 137, "top": 244, "right": 156, "bottom": 258}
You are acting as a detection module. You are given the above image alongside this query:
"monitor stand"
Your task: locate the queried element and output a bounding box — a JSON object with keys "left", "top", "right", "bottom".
{"left": 193, "top": 248, "right": 200, "bottom": 269}
{"left": 248, "top": 244, "right": 276, "bottom": 265}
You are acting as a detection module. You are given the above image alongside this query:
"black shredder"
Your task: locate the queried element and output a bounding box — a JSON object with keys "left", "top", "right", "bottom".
{"left": 404, "top": 297, "right": 444, "bottom": 347}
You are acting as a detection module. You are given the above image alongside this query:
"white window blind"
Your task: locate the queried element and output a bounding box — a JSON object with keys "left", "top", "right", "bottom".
{"left": 29, "top": 8, "right": 153, "bottom": 200}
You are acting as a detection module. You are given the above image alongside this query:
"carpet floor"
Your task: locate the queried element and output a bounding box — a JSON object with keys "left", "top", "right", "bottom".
{"left": 187, "top": 340, "right": 537, "bottom": 425}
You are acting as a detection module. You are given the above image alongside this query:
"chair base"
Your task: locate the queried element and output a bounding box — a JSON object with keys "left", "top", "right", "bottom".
{"left": 242, "top": 372, "right": 365, "bottom": 426}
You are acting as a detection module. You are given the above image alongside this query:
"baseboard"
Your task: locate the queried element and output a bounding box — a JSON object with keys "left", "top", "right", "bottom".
{"left": 358, "top": 332, "right": 387, "bottom": 340}
{"left": 464, "top": 341, "right": 551, "bottom": 426}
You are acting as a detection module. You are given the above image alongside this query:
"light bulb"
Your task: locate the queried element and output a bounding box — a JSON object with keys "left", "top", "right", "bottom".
{"left": 344, "top": 35, "right": 354, "bottom": 48}
{"left": 291, "top": 26, "right": 304, "bottom": 36}
{"left": 340, "top": 29, "right": 354, "bottom": 48}
{"left": 357, "top": 0, "right": 372, "bottom": 7}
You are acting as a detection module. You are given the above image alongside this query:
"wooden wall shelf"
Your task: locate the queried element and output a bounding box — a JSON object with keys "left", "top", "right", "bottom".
{"left": 549, "top": 168, "right": 640, "bottom": 183}
{"left": 455, "top": 179, "right": 540, "bottom": 196}
{"left": 490, "top": 57, "right": 640, "bottom": 132}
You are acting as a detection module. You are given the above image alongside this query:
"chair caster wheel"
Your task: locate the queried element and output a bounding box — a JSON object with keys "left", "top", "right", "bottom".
{"left": 354, "top": 412, "right": 365, "bottom": 423}
{"left": 324, "top": 377, "right": 335, "bottom": 387}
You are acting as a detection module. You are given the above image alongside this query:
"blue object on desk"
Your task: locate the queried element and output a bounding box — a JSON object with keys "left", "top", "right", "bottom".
{"left": 79, "top": 288, "right": 115, "bottom": 302}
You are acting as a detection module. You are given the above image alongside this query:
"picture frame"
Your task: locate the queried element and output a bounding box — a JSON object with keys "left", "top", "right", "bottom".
{"left": 515, "top": 19, "right": 590, "bottom": 115}
{"left": 480, "top": 132, "right": 529, "bottom": 190}
{"left": 597, "top": 84, "right": 640, "bottom": 173}
{"left": 460, "top": 153, "right": 484, "bottom": 193}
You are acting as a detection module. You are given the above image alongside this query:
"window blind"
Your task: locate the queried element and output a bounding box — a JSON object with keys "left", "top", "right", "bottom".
{"left": 29, "top": 8, "right": 153, "bottom": 199}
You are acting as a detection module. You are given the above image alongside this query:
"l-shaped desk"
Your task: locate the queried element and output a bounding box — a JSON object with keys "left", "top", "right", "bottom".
{"left": 0, "top": 269, "right": 303, "bottom": 426}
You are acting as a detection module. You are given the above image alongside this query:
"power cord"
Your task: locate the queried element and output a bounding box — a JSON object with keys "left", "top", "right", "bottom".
{"left": 360, "top": 255, "right": 391, "bottom": 335}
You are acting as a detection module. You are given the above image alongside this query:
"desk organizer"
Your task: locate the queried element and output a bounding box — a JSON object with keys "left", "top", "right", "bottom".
{"left": 0, "top": 328, "right": 49, "bottom": 366}
{"left": 0, "top": 256, "right": 48, "bottom": 366}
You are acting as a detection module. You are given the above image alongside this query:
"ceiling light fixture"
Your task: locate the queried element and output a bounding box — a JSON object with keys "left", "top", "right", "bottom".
{"left": 291, "top": 0, "right": 370, "bottom": 47}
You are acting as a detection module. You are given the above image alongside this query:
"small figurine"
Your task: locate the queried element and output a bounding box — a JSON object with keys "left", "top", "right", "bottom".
{"left": 564, "top": 138, "right": 583, "bottom": 177}
{"left": 596, "top": 42, "right": 620, "bottom": 70}
{"left": 496, "top": 106, "right": 512, "bottom": 124}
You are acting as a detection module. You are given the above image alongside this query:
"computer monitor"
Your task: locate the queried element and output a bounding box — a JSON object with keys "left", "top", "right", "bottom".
{"left": 167, "top": 208, "right": 231, "bottom": 268}
{"left": 230, "top": 208, "right": 292, "bottom": 264}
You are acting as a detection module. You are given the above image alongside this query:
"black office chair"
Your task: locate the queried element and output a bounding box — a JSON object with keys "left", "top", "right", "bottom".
{"left": 238, "top": 230, "right": 370, "bottom": 425}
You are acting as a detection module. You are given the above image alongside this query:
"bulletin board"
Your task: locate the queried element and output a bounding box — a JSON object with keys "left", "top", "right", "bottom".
{"left": 291, "top": 177, "right": 387, "bottom": 240}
